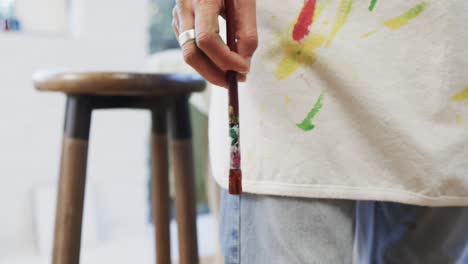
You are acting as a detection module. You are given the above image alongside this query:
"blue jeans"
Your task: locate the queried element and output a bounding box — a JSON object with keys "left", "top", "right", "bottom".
{"left": 356, "top": 201, "right": 468, "bottom": 264}
{"left": 220, "top": 190, "right": 468, "bottom": 264}
{"left": 220, "top": 190, "right": 355, "bottom": 264}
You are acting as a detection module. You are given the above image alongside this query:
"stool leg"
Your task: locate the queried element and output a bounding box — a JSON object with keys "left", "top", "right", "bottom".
{"left": 52, "top": 95, "right": 92, "bottom": 264}
{"left": 151, "top": 110, "right": 171, "bottom": 264}
{"left": 168, "top": 96, "right": 199, "bottom": 264}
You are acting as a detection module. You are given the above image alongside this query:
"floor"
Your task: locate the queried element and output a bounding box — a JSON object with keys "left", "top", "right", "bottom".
{"left": 0, "top": 215, "right": 222, "bottom": 264}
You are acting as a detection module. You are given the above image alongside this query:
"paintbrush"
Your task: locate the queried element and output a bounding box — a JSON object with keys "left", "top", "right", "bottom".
{"left": 225, "top": 0, "right": 242, "bottom": 195}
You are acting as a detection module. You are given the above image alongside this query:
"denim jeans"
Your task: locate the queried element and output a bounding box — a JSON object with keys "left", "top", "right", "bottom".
{"left": 220, "top": 190, "right": 468, "bottom": 264}
{"left": 356, "top": 201, "right": 468, "bottom": 264}
{"left": 220, "top": 190, "right": 355, "bottom": 264}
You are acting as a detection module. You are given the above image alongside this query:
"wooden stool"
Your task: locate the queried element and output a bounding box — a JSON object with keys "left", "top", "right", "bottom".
{"left": 33, "top": 71, "right": 206, "bottom": 264}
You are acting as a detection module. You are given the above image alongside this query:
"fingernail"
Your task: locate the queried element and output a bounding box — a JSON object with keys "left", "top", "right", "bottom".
{"left": 240, "top": 66, "right": 250, "bottom": 75}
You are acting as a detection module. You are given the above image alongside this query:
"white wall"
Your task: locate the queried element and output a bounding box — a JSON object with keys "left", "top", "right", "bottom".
{"left": 16, "top": 0, "right": 69, "bottom": 34}
{"left": 0, "top": 0, "right": 150, "bottom": 257}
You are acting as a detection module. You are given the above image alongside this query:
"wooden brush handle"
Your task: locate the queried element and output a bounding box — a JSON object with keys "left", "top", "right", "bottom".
{"left": 225, "top": 0, "right": 237, "bottom": 53}
{"left": 225, "top": 0, "right": 243, "bottom": 195}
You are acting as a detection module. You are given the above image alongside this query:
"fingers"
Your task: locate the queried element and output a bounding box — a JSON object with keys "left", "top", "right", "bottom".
{"left": 172, "top": 0, "right": 253, "bottom": 87}
{"left": 238, "top": 73, "right": 246, "bottom": 82}
{"left": 236, "top": 0, "right": 258, "bottom": 61}
{"left": 174, "top": 0, "right": 195, "bottom": 36}
{"left": 172, "top": 7, "right": 180, "bottom": 36}
{"left": 194, "top": 0, "right": 250, "bottom": 74}
{"left": 182, "top": 42, "right": 228, "bottom": 87}
{"left": 174, "top": 1, "right": 228, "bottom": 87}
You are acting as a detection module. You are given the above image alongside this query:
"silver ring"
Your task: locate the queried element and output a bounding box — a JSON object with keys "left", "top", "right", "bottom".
{"left": 178, "top": 29, "right": 196, "bottom": 47}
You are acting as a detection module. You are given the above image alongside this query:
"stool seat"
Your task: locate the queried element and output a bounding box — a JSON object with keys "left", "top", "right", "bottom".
{"left": 33, "top": 71, "right": 206, "bottom": 96}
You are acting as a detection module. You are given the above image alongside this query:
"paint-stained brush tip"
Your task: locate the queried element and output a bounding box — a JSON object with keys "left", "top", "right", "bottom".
{"left": 229, "top": 169, "right": 243, "bottom": 195}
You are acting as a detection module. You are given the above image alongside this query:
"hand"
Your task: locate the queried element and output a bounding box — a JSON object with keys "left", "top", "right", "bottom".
{"left": 172, "top": 0, "right": 258, "bottom": 87}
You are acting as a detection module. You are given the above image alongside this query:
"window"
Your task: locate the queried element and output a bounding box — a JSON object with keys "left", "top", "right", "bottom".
{"left": 1, "top": 0, "right": 69, "bottom": 34}
{"left": 149, "top": 0, "right": 179, "bottom": 53}
{"left": 0, "top": 0, "right": 20, "bottom": 31}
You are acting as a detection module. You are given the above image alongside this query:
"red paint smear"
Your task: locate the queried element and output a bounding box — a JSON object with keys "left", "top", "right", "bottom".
{"left": 293, "top": 0, "right": 317, "bottom": 41}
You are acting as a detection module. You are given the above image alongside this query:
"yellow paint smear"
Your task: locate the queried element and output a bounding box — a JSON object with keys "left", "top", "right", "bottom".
{"left": 284, "top": 95, "right": 291, "bottom": 104}
{"left": 259, "top": 104, "right": 265, "bottom": 113}
{"left": 384, "top": 2, "right": 428, "bottom": 30}
{"left": 455, "top": 115, "right": 463, "bottom": 125}
{"left": 314, "top": 1, "right": 328, "bottom": 19}
{"left": 247, "top": 150, "right": 254, "bottom": 161}
{"left": 452, "top": 87, "right": 468, "bottom": 102}
{"left": 361, "top": 29, "right": 379, "bottom": 38}
{"left": 275, "top": 34, "right": 326, "bottom": 80}
{"left": 326, "top": 0, "right": 353, "bottom": 47}
{"left": 270, "top": 0, "right": 332, "bottom": 81}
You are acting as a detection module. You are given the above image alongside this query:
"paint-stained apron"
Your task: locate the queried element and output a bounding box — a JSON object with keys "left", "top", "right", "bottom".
{"left": 209, "top": 0, "right": 468, "bottom": 206}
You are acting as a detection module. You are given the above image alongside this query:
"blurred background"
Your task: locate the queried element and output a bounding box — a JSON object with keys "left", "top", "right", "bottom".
{"left": 0, "top": 0, "right": 221, "bottom": 263}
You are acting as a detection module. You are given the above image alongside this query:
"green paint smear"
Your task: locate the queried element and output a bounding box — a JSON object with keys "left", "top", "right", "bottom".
{"left": 297, "top": 93, "right": 324, "bottom": 131}
{"left": 369, "top": 0, "right": 377, "bottom": 11}
{"left": 384, "top": 2, "right": 428, "bottom": 30}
